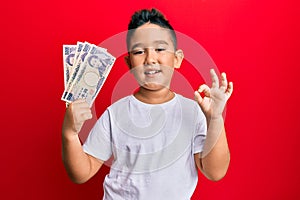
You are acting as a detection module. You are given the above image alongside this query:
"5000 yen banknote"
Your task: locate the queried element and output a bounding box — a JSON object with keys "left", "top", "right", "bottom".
{"left": 62, "top": 42, "right": 92, "bottom": 100}
{"left": 63, "top": 45, "right": 76, "bottom": 88}
{"left": 61, "top": 43, "right": 115, "bottom": 107}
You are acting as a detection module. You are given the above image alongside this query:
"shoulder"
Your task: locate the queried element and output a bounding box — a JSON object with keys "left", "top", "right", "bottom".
{"left": 176, "top": 94, "right": 206, "bottom": 119}
{"left": 96, "top": 96, "right": 132, "bottom": 126}
{"left": 108, "top": 95, "right": 132, "bottom": 110}
{"left": 176, "top": 94, "right": 198, "bottom": 109}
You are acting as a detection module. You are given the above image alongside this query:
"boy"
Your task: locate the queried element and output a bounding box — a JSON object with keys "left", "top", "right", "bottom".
{"left": 62, "top": 8, "right": 233, "bottom": 199}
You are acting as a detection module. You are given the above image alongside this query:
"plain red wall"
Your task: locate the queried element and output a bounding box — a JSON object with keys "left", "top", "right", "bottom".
{"left": 1, "top": 0, "right": 299, "bottom": 199}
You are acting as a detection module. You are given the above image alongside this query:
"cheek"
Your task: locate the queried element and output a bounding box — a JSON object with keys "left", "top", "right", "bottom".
{"left": 130, "top": 57, "right": 144, "bottom": 67}
{"left": 160, "top": 56, "right": 175, "bottom": 67}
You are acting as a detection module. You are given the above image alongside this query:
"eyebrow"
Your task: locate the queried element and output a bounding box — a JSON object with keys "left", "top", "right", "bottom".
{"left": 130, "top": 40, "right": 170, "bottom": 50}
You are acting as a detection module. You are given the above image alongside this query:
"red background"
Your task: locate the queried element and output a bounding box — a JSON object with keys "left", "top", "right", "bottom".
{"left": 1, "top": 0, "right": 299, "bottom": 199}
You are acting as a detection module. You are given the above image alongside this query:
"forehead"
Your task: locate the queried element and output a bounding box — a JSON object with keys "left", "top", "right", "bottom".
{"left": 128, "top": 23, "right": 174, "bottom": 49}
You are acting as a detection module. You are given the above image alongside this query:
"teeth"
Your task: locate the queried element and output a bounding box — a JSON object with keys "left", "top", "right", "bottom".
{"left": 145, "top": 70, "right": 160, "bottom": 75}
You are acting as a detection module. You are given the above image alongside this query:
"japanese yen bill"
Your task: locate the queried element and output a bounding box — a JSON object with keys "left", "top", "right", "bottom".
{"left": 61, "top": 41, "right": 116, "bottom": 107}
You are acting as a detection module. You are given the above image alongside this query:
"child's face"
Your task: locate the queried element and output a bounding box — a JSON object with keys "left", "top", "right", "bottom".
{"left": 126, "top": 23, "right": 183, "bottom": 91}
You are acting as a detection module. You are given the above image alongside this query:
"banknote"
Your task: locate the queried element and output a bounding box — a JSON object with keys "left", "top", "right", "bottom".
{"left": 63, "top": 45, "right": 77, "bottom": 88}
{"left": 62, "top": 42, "right": 92, "bottom": 100}
{"left": 73, "top": 41, "right": 84, "bottom": 65}
{"left": 61, "top": 42, "right": 115, "bottom": 107}
{"left": 69, "top": 41, "right": 84, "bottom": 83}
{"left": 65, "top": 42, "right": 107, "bottom": 91}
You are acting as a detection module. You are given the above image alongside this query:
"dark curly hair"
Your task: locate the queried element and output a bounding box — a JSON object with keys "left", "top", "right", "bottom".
{"left": 126, "top": 8, "right": 177, "bottom": 51}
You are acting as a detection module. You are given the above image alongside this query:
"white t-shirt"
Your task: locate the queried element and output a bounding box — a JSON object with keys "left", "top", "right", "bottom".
{"left": 83, "top": 94, "right": 207, "bottom": 200}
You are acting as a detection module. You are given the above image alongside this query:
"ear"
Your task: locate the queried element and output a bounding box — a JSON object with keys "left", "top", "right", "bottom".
{"left": 174, "top": 49, "right": 184, "bottom": 69}
{"left": 124, "top": 54, "right": 132, "bottom": 69}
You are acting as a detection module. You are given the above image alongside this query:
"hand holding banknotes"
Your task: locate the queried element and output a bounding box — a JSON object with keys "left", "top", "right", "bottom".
{"left": 62, "top": 99, "right": 92, "bottom": 135}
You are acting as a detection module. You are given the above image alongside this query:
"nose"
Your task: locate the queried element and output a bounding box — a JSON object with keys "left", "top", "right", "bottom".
{"left": 144, "top": 48, "right": 157, "bottom": 65}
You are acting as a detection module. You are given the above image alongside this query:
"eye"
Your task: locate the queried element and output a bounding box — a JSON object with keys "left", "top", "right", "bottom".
{"left": 155, "top": 48, "right": 166, "bottom": 52}
{"left": 132, "top": 50, "right": 144, "bottom": 55}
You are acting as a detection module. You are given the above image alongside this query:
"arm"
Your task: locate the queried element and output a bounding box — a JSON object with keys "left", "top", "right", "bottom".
{"left": 62, "top": 99, "right": 104, "bottom": 184}
{"left": 194, "top": 69, "right": 233, "bottom": 181}
{"left": 194, "top": 118, "right": 230, "bottom": 181}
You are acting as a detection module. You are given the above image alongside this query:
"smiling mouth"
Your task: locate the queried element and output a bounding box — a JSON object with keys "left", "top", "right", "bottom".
{"left": 144, "top": 70, "right": 162, "bottom": 75}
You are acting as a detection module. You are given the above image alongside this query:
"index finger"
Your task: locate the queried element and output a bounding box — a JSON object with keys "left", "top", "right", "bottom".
{"left": 68, "top": 99, "right": 89, "bottom": 109}
{"left": 210, "top": 69, "right": 219, "bottom": 88}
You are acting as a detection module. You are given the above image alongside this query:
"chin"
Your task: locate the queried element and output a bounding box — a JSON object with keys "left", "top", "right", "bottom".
{"left": 141, "top": 82, "right": 170, "bottom": 91}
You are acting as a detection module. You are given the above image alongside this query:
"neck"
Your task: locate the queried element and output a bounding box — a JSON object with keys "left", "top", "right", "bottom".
{"left": 134, "top": 87, "right": 175, "bottom": 104}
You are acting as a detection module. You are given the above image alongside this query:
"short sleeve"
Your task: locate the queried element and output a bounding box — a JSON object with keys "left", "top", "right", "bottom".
{"left": 192, "top": 105, "right": 207, "bottom": 154}
{"left": 83, "top": 109, "right": 112, "bottom": 161}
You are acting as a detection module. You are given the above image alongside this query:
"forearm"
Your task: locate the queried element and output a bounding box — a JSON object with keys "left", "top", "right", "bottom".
{"left": 200, "top": 117, "right": 230, "bottom": 181}
{"left": 62, "top": 130, "right": 96, "bottom": 184}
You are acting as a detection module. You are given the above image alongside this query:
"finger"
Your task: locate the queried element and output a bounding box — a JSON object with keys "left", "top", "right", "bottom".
{"left": 73, "top": 99, "right": 86, "bottom": 104}
{"left": 76, "top": 108, "right": 92, "bottom": 122}
{"left": 72, "top": 99, "right": 90, "bottom": 109}
{"left": 210, "top": 69, "right": 219, "bottom": 88}
{"left": 68, "top": 99, "right": 85, "bottom": 110}
{"left": 194, "top": 91, "right": 203, "bottom": 104}
{"left": 70, "top": 101, "right": 91, "bottom": 117}
{"left": 81, "top": 110, "right": 93, "bottom": 120}
{"left": 78, "top": 101, "right": 90, "bottom": 108}
{"left": 225, "top": 81, "right": 234, "bottom": 99}
{"left": 220, "top": 72, "right": 228, "bottom": 92}
{"left": 198, "top": 84, "right": 211, "bottom": 97}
